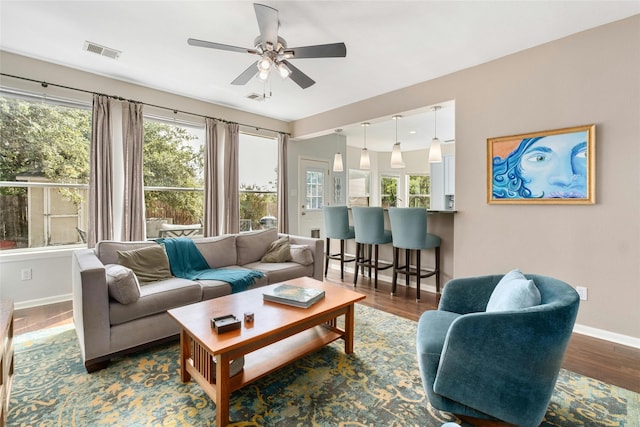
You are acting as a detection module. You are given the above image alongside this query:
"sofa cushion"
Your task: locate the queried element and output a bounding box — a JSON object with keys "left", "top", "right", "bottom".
{"left": 486, "top": 269, "right": 541, "bottom": 312}
{"left": 245, "top": 261, "right": 313, "bottom": 284}
{"left": 105, "top": 264, "right": 140, "bottom": 305}
{"left": 261, "top": 236, "right": 292, "bottom": 263}
{"left": 195, "top": 235, "right": 237, "bottom": 268}
{"left": 117, "top": 245, "right": 173, "bottom": 285}
{"left": 236, "top": 228, "right": 278, "bottom": 265}
{"left": 109, "top": 277, "right": 202, "bottom": 325}
{"left": 290, "top": 244, "right": 314, "bottom": 266}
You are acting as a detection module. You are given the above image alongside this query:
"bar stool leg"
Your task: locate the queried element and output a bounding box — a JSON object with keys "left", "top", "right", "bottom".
{"left": 405, "top": 249, "right": 411, "bottom": 294}
{"left": 374, "top": 244, "right": 379, "bottom": 289}
{"left": 416, "top": 249, "right": 421, "bottom": 302}
{"left": 340, "top": 239, "right": 346, "bottom": 280}
{"left": 391, "top": 247, "right": 399, "bottom": 296}
{"left": 353, "top": 242, "right": 360, "bottom": 286}
{"left": 435, "top": 246, "right": 441, "bottom": 294}
{"left": 324, "top": 238, "right": 330, "bottom": 277}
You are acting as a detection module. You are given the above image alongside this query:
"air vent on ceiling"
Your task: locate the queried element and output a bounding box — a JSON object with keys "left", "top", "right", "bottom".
{"left": 83, "top": 41, "right": 121, "bottom": 60}
{"left": 246, "top": 93, "right": 266, "bottom": 102}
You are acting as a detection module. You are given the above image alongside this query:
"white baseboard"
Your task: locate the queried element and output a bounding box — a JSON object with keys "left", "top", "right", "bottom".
{"left": 572, "top": 324, "right": 640, "bottom": 349}
{"left": 15, "top": 293, "right": 72, "bottom": 310}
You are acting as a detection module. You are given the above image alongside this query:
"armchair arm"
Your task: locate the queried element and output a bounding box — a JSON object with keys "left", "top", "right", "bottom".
{"left": 284, "top": 234, "right": 324, "bottom": 281}
{"left": 433, "top": 304, "right": 577, "bottom": 427}
{"left": 438, "top": 275, "right": 503, "bottom": 314}
{"left": 71, "top": 249, "right": 111, "bottom": 364}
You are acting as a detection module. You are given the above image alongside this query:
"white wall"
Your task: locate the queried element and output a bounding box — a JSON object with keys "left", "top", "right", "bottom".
{"left": 292, "top": 16, "right": 640, "bottom": 343}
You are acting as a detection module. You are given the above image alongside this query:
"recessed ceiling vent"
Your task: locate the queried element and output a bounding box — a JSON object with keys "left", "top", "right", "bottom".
{"left": 246, "top": 93, "right": 266, "bottom": 102}
{"left": 83, "top": 41, "right": 121, "bottom": 60}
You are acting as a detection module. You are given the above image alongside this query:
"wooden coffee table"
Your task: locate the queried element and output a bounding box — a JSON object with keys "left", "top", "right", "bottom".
{"left": 167, "top": 277, "right": 366, "bottom": 427}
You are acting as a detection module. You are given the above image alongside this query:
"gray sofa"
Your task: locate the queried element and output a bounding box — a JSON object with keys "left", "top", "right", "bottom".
{"left": 72, "top": 228, "right": 323, "bottom": 372}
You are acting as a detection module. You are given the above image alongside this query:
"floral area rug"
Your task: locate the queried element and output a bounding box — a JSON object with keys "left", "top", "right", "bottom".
{"left": 8, "top": 304, "right": 639, "bottom": 426}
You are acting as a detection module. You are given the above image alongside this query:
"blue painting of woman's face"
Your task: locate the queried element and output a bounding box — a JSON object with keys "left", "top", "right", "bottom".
{"left": 492, "top": 131, "right": 588, "bottom": 199}
{"left": 519, "top": 133, "right": 588, "bottom": 198}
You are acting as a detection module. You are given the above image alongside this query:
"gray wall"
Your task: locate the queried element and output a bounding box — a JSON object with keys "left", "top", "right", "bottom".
{"left": 292, "top": 16, "right": 640, "bottom": 341}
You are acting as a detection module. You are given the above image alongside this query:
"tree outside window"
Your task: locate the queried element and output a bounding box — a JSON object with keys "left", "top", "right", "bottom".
{"left": 408, "top": 174, "right": 431, "bottom": 208}
{"left": 380, "top": 175, "right": 399, "bottom": 208}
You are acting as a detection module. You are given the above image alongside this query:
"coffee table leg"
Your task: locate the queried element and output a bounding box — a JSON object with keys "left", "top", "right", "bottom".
{"left": 179, "top": 329, "right": 191, "bottom": 382}
{"left": 215, "top": 353, "right": 231, "bottom": 427}
{"left": 345, "top": 304, "right": 355, "bottom": 354}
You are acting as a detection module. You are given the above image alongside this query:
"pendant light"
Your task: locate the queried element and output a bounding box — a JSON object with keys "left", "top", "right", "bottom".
{"left": 390, "top": 115, "right": 405, "bottom": 168}
{"left": 333, "top": 129, "right": 344, "bottom": 172}
{"left": 429, "top": 106, "right": 443, "bottom": 163}
{"left": 359, "top": 122, "right": 370, "bottom": 170}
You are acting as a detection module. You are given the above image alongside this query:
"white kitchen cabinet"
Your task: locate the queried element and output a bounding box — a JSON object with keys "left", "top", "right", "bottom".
{"left": 430, "top": 155, "right": 455, "bottom": 210}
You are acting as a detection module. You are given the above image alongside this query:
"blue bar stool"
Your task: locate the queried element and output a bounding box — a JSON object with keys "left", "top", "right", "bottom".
{"left": 352, "top": 207, "right": 393, "bottom": 288}
{"left": 388, "top": 207, "right": 441, "bottom": 301}
{"left": 323, "top": 206, "right": 356, "bottom": 280}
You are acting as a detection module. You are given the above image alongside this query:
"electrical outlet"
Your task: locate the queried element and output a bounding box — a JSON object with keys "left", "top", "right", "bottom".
{"left": 576, "top": 286, "right": 588, "bottom": 301}
{"left": 21, "top": 268, "right": 32, "bottom": 281}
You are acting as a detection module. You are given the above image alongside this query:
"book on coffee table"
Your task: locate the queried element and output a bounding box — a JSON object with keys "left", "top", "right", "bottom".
{"left": 263, "top": 283, "right": 325, "bottom": 308}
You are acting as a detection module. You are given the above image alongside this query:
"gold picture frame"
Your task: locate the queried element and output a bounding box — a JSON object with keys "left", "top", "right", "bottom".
{"left": 487, "top": 124, "right": 595, "bottom": 204}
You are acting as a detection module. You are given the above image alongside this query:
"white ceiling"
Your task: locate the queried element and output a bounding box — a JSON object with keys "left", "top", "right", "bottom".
{"left": 1, "top": 1, "right": 639, "bottom": 151}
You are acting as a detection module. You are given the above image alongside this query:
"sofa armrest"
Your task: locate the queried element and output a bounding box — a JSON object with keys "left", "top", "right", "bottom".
{"left": 72, "top": 249, "right": 111, "bottom": 365}
{"left": 283, "top": 234, "right": 324, "bottom": 281}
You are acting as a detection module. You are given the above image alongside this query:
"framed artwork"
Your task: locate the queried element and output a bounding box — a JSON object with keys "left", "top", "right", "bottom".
{"left": 487, "top": 124, "right": 595, "bottom": 204}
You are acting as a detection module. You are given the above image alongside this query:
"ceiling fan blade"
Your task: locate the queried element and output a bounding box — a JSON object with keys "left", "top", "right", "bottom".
{"left": 187, "top": 38, "right": 250, "bottom": 54}
{"left": 254, "top": 3, "right": 279, "bottom": 48}
{"left": 282, "top": 60, "right": 315, "bottom": 89}
{"left": 289, "top": 43, "right": 347, "bottom": 59}
{"left": 231, "top": 62, "right": 259, "bottom": 85}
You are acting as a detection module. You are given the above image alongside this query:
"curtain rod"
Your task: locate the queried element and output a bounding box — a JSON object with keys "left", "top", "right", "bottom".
{"left": 0, "top": 72, "right": 290, "bottom": 136}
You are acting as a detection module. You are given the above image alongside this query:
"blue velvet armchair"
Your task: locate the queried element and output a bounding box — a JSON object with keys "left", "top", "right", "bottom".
{"left": 416, "top": 274, "right": 580, "bottom": 426}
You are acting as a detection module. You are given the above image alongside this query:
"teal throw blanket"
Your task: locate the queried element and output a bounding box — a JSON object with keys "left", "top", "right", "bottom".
{"left": 157, "top": 237, "right": 264, "bottom": 293}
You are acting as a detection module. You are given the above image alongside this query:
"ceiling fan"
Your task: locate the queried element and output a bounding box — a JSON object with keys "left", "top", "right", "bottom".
{"left": 187, "top": 3, "right": 346, "bottom": 89}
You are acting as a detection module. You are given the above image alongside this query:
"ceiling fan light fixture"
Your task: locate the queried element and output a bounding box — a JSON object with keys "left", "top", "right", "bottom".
{"left": 277, "top": 62, "right": 292, "bottom": 78}
{"left": 257, "top": 56, "right": 272, "bottom": 71}
{"left": 258, "top": 69, "right": 270, "bottom": 80}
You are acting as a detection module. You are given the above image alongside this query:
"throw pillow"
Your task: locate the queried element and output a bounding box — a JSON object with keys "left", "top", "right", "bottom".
{"left": 290, "top": 244, "right": 314, "bottom": 266}
{"left": 117, "top": 244, "right": 173, "bottom": 285}
{"left": 486, "top": 269, "right": 541, "bottom": 312}
{"left": 105, "top": 264, "right": 140, "bottom": 304}
{"left": 261, "top": 236, "right": 292, "bottom": 263}
{"left": 236, "top": 228, "right": 278, "bottom": 265}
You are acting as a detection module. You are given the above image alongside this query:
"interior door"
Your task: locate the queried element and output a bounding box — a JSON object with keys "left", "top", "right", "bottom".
{"left": 298, "top": 158, "right": 330, "bottom": 238}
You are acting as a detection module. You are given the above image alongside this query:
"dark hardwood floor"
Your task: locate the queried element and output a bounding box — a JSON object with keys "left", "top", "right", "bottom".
{"left": 13, "top": 270, "right": 640, "bottom": 395}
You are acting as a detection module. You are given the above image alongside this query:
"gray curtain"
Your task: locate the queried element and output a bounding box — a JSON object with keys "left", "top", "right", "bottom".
{"left": 204, "top": 118, "right": 219, "bottom": 236}
{"left": 277, "top": 133, "right": 289, "bottom": 233}
{"left": 223, "top": 122, "right": 240, "bottom": 234}
{"left": 121, "top": 101, "right": 145, "bottom": 241}
{"left": 87, "top": 94, "right": 113, "bottom": 247}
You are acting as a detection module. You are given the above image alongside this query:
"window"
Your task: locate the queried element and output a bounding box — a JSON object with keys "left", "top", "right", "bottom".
{"left": 305, "top": 169, "right": 325, "bottom": 210}
{"left": 348, "top": 169, "right": 370, "bottom": 207}
{"left": 0, "top": 91, "right": 91, "bottom": 250}
{"left": 408, "top": 174, "right": 431, "bottom": 208}
{"left": 380, "top": 175, "right": 399, "bottom": 208}
{"left": 143, "top": 118, "right": 205, "bottom": 238}
{"left": 239, "top": 133, "right": 277, "bottom": 231}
